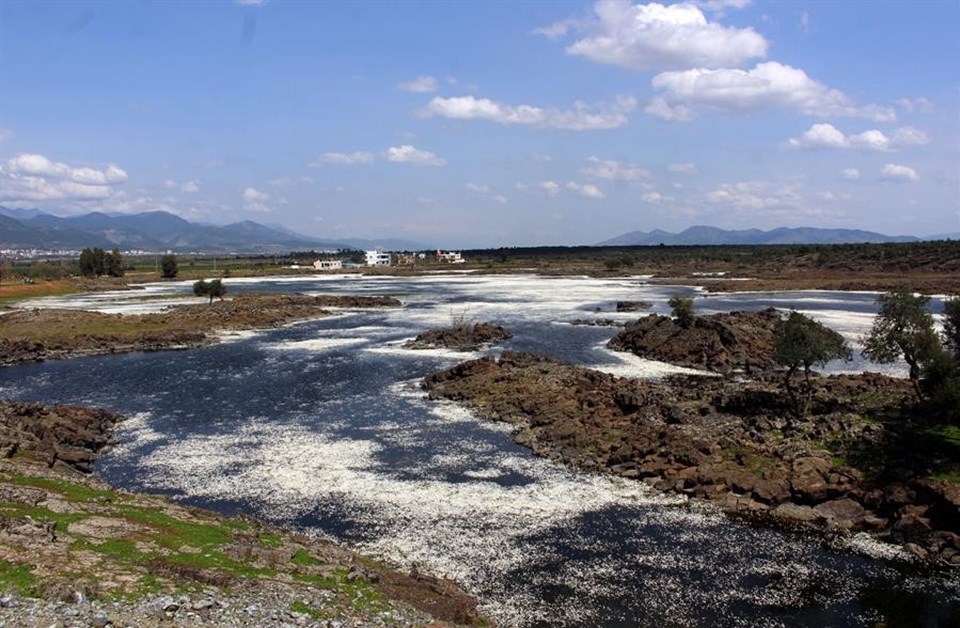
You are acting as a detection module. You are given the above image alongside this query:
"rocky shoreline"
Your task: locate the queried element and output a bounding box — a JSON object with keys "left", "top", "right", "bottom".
{"left": 607, "top": 308, "right": 782, "bottom": 373}
{"left": 0, "top": 293, "right": 401, "bottom": 368}
{"left": 0, "top": 400, "right": 482, "bottom": 627}
{"left": 423, "top": 352, "right": 960, "bottom": 565}
{"left": 404, "top": 322, "right": 512, "bottom": 352}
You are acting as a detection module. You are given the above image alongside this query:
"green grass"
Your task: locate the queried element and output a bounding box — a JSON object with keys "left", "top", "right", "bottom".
{"left": 292, "top": 568, "right": 388, "bottom": 612}
{"left": 0, "top": 502, "right": 88, "bottom": 529}
{"left": 164, "top": 549, "right": 272, "bottom": 579}
{"left": 291, "top": 549, "right": 321, "bottom": 567}
{"left": 257, "top": 532, "right": 283, "bottom": 549}
{"left": 291, "top": 600, "right": 329, "bottom": 621}
{"left": 117, "top": 506, "right": 234, "bottom": 548}
{"left": 0, "top": 560, "right": 38, "bottom": 596}
{"left": 4, "top": 472, "right": 116, "bottom": 501}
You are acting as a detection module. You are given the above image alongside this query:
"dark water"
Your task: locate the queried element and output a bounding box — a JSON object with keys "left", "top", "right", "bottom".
{"left": 2, "top": 275, "right": 957, "bottom": 626}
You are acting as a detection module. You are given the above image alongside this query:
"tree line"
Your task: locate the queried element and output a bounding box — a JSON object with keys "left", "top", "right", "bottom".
{"left": 668, "top": 290, "right": 960, "bottom": 423}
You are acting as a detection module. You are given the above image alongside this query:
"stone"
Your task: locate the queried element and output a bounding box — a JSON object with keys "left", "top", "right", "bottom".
{"left": 791, "top": 457, "right": 832, "bottom": 502}
{"left": 771, "top": 503, "right": 817, "bottom": 523}
{"left": 813, "top": 498, "right": 867, "bottom": 530}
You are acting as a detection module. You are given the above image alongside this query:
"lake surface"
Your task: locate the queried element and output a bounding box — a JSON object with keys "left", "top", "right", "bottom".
{"left": 3, "top": 274, "right": 958, "bottom": 626}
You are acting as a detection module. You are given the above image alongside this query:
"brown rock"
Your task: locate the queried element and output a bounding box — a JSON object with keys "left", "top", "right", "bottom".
{"left": 813, "top": 498, "right": 867, "bottom": 530}
{"left": 791, "top": 457, "right": 832, "bottom": 502}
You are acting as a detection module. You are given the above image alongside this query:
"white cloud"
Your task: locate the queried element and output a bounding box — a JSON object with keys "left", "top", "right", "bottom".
{"left": 880, "top": 163, "right": 918, "bottom": 182}
{"left": 421, "top": 94, "right": 637, "bottom": 131}
{"left": 398, "top": 75, "right": 438, "bottom": 93}
{"left": 581, "top": 156, "right": 649, "bottom": 181}
{"left": 242, "top": 187, "right": 268, "bottom": 202}
{"left": 383, "top": 145, "right": 446, "bottom": 166}
{"left": 705, "top": 180, "right": 822, "bottom": 217}
{"left": 310, "top": 152, "right": 374, "bottom": 166}
{"left": 532, "top": 18, "right": 581, "bottom": 39}
{"left": 530, "top": 152, "right": 553, "bottom": 162}
{"left": 642, "top": 191, "right": 665, "bottom": 203}
{"left": 465, "top": 182, "right": 490, "bottom": 194}
{"left": 242, "top": 186, "right": 271, "bottom": 212}
{"left": 566, "top": 181, "right": 606, "bottom": 198}
{"left": 799, "top": 11, "right": 812, "bottom": 35}
{"left": 667, "top": 162, "right": 697, "bottom": 174}
{"left": 0, "top": 153, "right": 128, "bottom": 203}
{"left": 841, "top": 168, "right": 861, "bottom": 181}
{"left": 539, "top": 0, "right": 767, "bottom": 71}
{"left": 236, "top": 0, "right": 267, "bottom": 5}
{"left": 646, "top": 62, "right": 896, "bottom": 122}
{"left": 269, "top": 176, "right": 312, "bottom": 187}
{"left": 891, "top": 127, "right": 930, "bottom": 146}
{"left": 538, "top": 180, "right": 561, "bottom": 195}
{"left": 896, "top": 97, "right": 934, "bottom": 113}
{"left": 692, "top": 0, "right": 752, "bottom": 10}
{"left": 786, "top": 123, "right": 929, "bottom": 151}
{"left": 180, "top": 180, "right": 200, "bottom": 193}
{"left": 491, "top": 194, "right": 508, "bottom": 204}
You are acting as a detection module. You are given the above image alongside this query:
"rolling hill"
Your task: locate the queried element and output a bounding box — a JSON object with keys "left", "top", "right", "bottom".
{"left": 598, "top": 225, "right": 921, "bottom": 246}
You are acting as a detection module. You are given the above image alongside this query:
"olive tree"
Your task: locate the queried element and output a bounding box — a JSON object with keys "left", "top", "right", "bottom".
{"left": 160, "top": 253, "right": 178, "bottom": 279}
{"left": 774, "top": 311, "right": 852, "bottom": 416}
{"left": 943, "top": 295, "right": 960, "bottom": 361}
{"left": 668, "top": 295, "right": 695, "bottom": 329}
{"left": 193, "top": 278, "right": 226, "bottom": 304}
{"left": 862, "top": 289, "right": 941, "bottom": 400}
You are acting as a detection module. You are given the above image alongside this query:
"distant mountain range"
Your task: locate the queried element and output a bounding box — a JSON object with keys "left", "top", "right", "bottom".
{"left": 0, "top": 207, "right": 429, "bottom": 253}
{"left": 596, "top": 225, "right": 944, "bottom": 246}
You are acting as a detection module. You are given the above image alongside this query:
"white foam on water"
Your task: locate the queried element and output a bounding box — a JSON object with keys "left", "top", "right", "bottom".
{"left": 260, "top": 337, "right": 367, "bottom": 352}
{"left": 365, "top": 342, "right": 484, "bottom": 360}
{"left": 122, "top": 406, "right": 702, "bottom": 624}
{"left": 591, "top": 344, "right": 717, "bottom": 379}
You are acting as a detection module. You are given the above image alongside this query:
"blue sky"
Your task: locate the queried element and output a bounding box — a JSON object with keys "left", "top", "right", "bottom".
{"left": 0, "top": 0, "right": 957, "bottom": 247}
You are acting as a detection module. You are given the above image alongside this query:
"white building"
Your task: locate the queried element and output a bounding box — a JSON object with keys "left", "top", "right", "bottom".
{"left": 365, "top": 250, "right": 391, "bottom": 266}
{"left": 313, "top": 259, "right": 343, "bottom": 270}
{"left": 436, "top": 250, "right": 465, "bottom": 264}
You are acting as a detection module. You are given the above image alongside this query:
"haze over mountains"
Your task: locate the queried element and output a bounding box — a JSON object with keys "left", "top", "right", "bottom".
{"left": 0, "top": 207, "right": 955, "bottom": 253}
{"left": 596, "top": 225, "right": 953, "bottom": 246}
{"left": 0, "top": 208, "right": 427, "bottom": 253}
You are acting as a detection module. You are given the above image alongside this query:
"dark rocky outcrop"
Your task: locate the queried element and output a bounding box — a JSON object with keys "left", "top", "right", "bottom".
{"left": 0, "top": 400, "right": 124, "bottom": 473}
{"left": 615, "top": 301, "right": 652, "bottom": 312}
{"left": 607, "top": 308, "right": 782, "bottom": 373}
{"left": 405, "top": 323, "right": 512, "bottom": 352}
{"left": 423, "top": 352, "right": 960, "bottom": 564}
{"left": 0, "top": 293, "right": 401, "bottom": 368}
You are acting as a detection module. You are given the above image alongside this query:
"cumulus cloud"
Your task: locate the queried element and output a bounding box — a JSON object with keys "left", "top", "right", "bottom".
{"left": 880, "top": 163, "right": 918, "bottom": 182}
{"left": 398, "top": 75, "right": 438, "bottom": 93}
{"left": 310, "top": 152, "right": 374, "bottom": 166}
{"left": 421, "top": 95, "right": 637, "bottom": 131}
{"left": 242, "top": 187, "right": 272, "bottom": 212}
{"left": 538, "top": 181, "right": 561, "bottom": 195}
{"left": 667, "top": 162, "right": 698, "bottom": 174}
{"left": 704, "top": 180, "right": 826, "bottom": 217}
{"left": 896, "top": 97, "right": 934, "bottom": 114}
{"left": 465, "top": 182, "right": 508, "bottom": 203}
{"left": 581, "top": 156, "right": 649, "bottom": 181}
{"left": 646, "top": 62, "right": 896, "bottom": 122}
{"left": 785, "top": 123, "right": 929, "bottom": 151}
{"left": 0, "top": 153, "right": 128, "bottom": 203}
{"left": 841, "top": 168, "right": 860, "bottom": 181}
{"left": 642, "top": 191, "right": 669, "bottom": 203}
{"left": 180, "top": 180, "right": 200, "bottom": 193}
{"left": 566, "top": 181, "right": 606, "bottom": 198}
{"left": 538, "top": 0, "right": 767, "bottom": 71}
{"left": 383, "top": 145, "right": 446, "bottom": 166}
